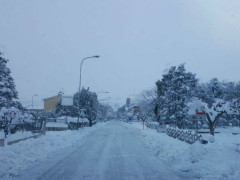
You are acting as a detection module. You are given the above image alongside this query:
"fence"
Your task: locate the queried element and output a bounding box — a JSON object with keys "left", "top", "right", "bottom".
{"left": 0, "top": 120, "right": 46, "bottom": 147}
{"left": 0, "top": 116, "right": 46, "bottom": 132}
{"left": 166, "top": 126, "right": 202, "bottom": 144}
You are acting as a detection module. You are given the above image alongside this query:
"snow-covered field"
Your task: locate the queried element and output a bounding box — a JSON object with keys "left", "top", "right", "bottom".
{"left": 0, "top": 123, "right": 105, "bottom": 179}
{"left": 125, "top": 122, "right": 240, "bottom": 180}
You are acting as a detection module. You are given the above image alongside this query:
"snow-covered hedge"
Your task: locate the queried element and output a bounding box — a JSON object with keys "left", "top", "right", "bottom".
{"left": 166, "top": 125, "right": 202, "bottom": 144}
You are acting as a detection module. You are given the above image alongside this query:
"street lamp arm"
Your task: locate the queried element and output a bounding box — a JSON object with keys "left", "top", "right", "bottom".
{"left": 79, "top": 55, "right": 100, "bottom": 92}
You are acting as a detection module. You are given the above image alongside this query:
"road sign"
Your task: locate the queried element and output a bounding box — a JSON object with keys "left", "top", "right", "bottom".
{"left": 188, "top": 114, "right": 206, "bottom": 121}
{"left": 141, "top": 115, "right": 146, "bottom": 130}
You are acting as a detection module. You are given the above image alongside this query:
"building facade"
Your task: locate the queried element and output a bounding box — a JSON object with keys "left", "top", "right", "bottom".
{"left": 43, "top": 94, "right": 62, "bottom": 112}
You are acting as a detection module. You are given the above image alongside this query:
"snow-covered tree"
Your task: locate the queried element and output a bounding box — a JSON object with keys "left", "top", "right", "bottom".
{"left": 156, "top": 64, "right": 198, "bottom": 128}
{"left": 74, "top": 88, "right": 98, "bottom": 126}
{"left": 189, "top": 98, "right": 236, "bottom": 135}
{"left": 155, "top": 80, "right": 167, "bottom": 124}
{"left": 0, "top": 53, "right": 20, "bottom": 109}
{"left": 0, "top": 53, "right": 25, "bottom": 131}
{"left": 55, "top": 101, "right": 78, "bottom": 117}
{"left": 192, "top": 79, "right": 240, "bottom": 134}
{"left": 97, "top": 103, "right": 114, "bottom": 121}
{"left": 223, "top": 82, "right": 240, "bottom": 125}
{"left": 136, "top": 89, "right": 157, "bottom": 121}
{"left": 117, "top": 105, "right": 127, "bottom": 119}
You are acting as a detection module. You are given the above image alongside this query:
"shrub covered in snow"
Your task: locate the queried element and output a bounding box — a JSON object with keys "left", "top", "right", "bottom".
{"left": 166, "top": 126, "right": 202, "bottom": 144}
{"left": 145, "top": 121, "right": 159, "bottom": 130}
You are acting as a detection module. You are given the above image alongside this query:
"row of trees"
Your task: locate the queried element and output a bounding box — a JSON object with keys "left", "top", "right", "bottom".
{"left": 138, "top": 64, "right": 240, "bottom": 135}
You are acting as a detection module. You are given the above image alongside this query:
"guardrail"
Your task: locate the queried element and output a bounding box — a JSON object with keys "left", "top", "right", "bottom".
{"left": 166, "top": 126, "right": 202, "bottom": 144}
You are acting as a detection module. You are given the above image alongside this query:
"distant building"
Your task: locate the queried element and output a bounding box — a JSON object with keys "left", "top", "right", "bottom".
{"left": 43, "top": 94, "right": 73, "bottom": 112}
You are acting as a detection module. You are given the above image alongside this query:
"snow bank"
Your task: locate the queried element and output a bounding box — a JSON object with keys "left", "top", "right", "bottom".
{"left": 0, "top": 123, "right": 104, "bottom": 179}
{"left": 126, "top": 122, "right": 240, "bottom": 180}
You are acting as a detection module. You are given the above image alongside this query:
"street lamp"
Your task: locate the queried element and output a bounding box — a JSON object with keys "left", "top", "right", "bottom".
{"left": 32, "top": 94, "right": 38, "bottom": 109}
{"left": 78, "top": 55, "right": 100, "bottom": 129}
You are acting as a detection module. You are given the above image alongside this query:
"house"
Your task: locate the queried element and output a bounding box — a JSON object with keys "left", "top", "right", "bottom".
{"left": 43, "top": 93, "right": 73, "bottom": 112}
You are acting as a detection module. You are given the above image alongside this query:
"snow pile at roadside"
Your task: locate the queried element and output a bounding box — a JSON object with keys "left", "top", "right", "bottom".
{"left": 126, "top": 122, "right": 240, "bottom": 180}
{"left": 0, "top": 123, "right": 104, "bottom": 179}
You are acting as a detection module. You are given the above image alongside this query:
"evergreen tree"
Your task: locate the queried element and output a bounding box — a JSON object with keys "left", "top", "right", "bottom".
{"left": 0, "top": 53, "right": 25, "bottom": 134}
{"left": 0, "top": 52, "right": 19, "bottom": 108}
{"left": 156, "top": 64, "right": 198, "bottom": 128}
{"left": 0, "top": 52, "right": 23, "bottom": 110}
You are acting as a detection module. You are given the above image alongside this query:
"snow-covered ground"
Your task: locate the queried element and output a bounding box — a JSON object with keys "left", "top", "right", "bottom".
{"left": 0, "top": 123, "right": 105, "bottom": 179}
{"left": 125, "top": 122, "right": 240, "bottom": 180}
{"left": 1, "top": 120, "right": 239, "bottom": 180}
{"left": 16, "top": 120, "right": 187, "bottom": 180}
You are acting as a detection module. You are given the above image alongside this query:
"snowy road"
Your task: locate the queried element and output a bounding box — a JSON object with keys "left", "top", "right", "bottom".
{"left": 19, "top": 121, "right": 187, "bottom": 180}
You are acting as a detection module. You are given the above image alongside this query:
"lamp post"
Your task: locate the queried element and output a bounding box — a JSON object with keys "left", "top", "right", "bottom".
{"left": 78, "top": 55, "right": 100, "bottom": 129}
{"left": 31, "top": 94, "right": 38, "bottom": 109}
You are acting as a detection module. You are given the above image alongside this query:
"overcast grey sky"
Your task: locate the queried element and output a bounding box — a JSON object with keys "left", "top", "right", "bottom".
{"left": 0, "top": 0, "right": 240, "bottom": 107}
